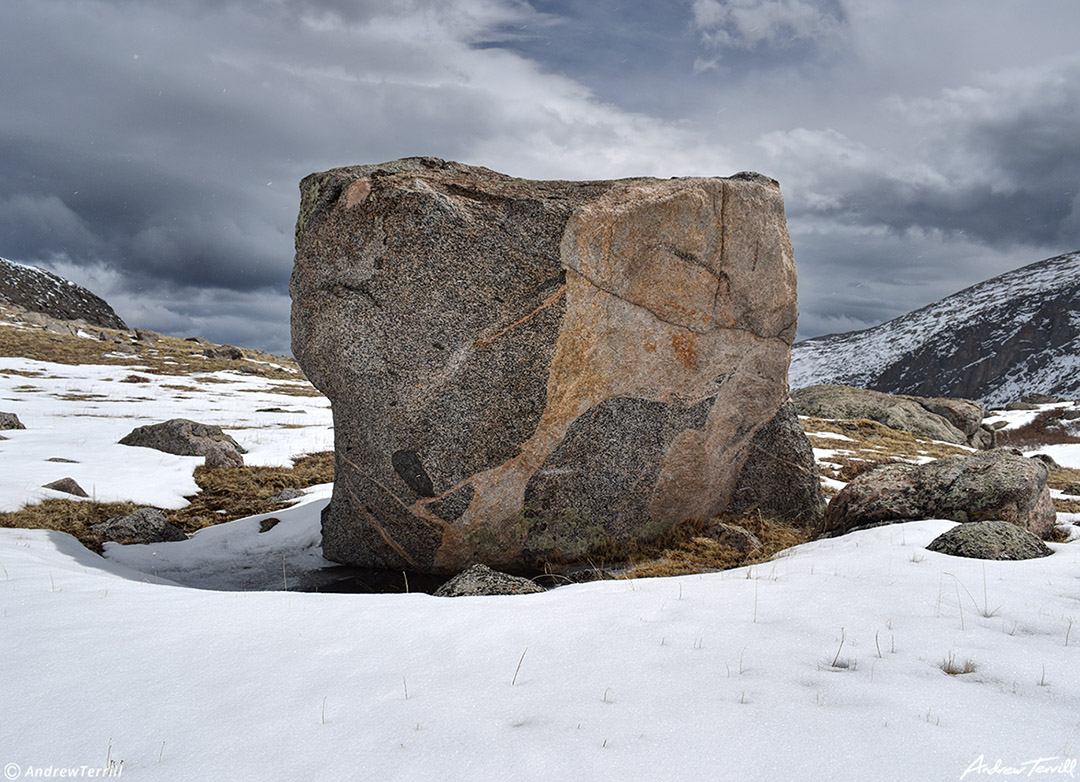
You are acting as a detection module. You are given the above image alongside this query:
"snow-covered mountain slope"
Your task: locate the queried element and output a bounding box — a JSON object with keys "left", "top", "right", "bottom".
{"left": 790, "top": 251, "right": 1080, "bottom": 406}
{"left": 0, "top": 256, "right": 127, "bottom": 329}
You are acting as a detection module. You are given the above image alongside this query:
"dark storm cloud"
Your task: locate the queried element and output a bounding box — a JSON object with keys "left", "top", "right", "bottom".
{"left": 2, "top": 0, "right": 1079, "bottom": 350}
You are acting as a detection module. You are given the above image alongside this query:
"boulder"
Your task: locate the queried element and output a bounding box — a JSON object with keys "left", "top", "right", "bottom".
{"left": 42, "top": 477, "right": 88, "bottom": 497}
{"left": 433, "top": 564, "right": 545, "bottom": 597}
{"left": 204, "top": 344, "right": 245, "bottom": 360}
{"left": 91, "top": 508, "right": 187, "bottom": 544}
{"left": 0, "top": 412, "right": 25, "bottom": 430}
{"left": 926, "top": 520, "right": 1052, "bottom": 560}
{"left": 119, "top": 418, "right": 246, "bottom": 465}
{"left": 726, "top": 399, "right": 825, "bottom": 525}
{"left": 823, "top": 449, "right": 1056, "bottom": 538}
{"left": 792, "top": 384, "right": 993, "bottom": 448}
{"left": 292, "top": 158, "right": 809, "bottom": 573}
{"left": 700, "top": 522, "right": 761, "bottom": 553}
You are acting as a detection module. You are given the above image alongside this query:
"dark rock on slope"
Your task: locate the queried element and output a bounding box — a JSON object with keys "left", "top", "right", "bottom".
{"left": 0, "top": 257, "right": 127, "bottom": 330}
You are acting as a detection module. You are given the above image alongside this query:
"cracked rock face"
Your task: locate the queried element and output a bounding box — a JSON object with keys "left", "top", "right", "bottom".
{"left": 292, "top": 157, "right": 810, "bottom": 573}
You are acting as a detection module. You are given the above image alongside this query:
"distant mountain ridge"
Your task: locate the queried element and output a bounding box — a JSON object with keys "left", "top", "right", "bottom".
{"left": 790, "top": 251, "right": 1080, "bottom": 406}
{"left": 0, "top": 257, "right": 127, "bottom": 330}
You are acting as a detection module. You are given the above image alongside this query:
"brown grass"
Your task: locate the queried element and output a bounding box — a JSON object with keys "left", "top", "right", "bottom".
{"left": 998, "top": 409, "right": 1080, "bottom": 448}
{"left": 165, "top": 452, "right": 334, "bottom": 533}
{"left": 0, "top": 499, "right": 140, "bottom": 553}
{"left": 0, "top": 452, "right": 335, "bottom": 550}
{"left": 619, "top": 513, "right": 813, "bottom": 579}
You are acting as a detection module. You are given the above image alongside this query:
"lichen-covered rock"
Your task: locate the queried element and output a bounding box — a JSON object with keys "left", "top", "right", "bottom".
{"left": 0, "top": 412, "right": 25, "bottom": 430}
{"left": 727, "top": 400, "right": 825, "bottom": 525}
{"left": 119, "top": 418, "right": 246, "bottom": 464}
{"left": 91, "top": 508, "right": 187, "bottom": 545}
{"left": 823, "top": 449, "right": 1056, "bottom": 538}
{"left": 926, "top": 520, "right": 1052, "bottom": 560}
{"left": 433, "top": 564, "right": 545, "bottom": 597}
{"left": 292, "top": 157, "right": 809, "bottom": 573}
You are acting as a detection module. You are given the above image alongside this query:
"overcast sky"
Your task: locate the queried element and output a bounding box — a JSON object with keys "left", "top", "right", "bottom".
{"left": 2, "top": 0, "right": 1078, "bottom": 354}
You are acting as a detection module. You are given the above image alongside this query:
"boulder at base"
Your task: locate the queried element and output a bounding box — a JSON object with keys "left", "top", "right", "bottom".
{"left": 91, "top": 508, "right": 187, "bottom": 545}
{"left": 433, "top": 564, "right": 545, "bottom": 597}
{"left": 823, "top": 449, "right": 1056, "bottom": 539}
{"left": 926, "top": 520, "right": 1052, "bottom": 561}
{"left": 292, "top": 157, "right": 816, "bottom": 574}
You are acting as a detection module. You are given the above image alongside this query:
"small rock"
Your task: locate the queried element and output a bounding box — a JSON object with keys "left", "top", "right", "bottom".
{"left": 112, "top": 343, "right": 137, "bottom": 355}
{"left": 1005, "top": 400, "right": 1038, "bottom": 411}
{"left": 268, "top": 488, "right": 305, "bottom": 503}
{"left": 185, "top": 336, "right": 209, "bottom": 344}
{"left": 204, "top": 344, "right": 245, "bottom": 360}
{"left": 1064, "top": 482, "right": 1080, "bottom": 497}
{"left": 259, "top": 517, "right": 282, "bottom": 533}
{"left": 926, "top": 520, "right": 1052, "bottom": 561}
{"left": 0, "top": 412, "right": 26, "bottom": 430}
{"left": 701, "top": 522, "right": 762, "bottom": 552}
{"left": 45, "top": 457, "right": 78, "bottom": 463}
{"left": 434, "top": 564, "right": 546, "bottom": 597}
{"left": 134, "top": 329, "right": 162, "bottom": 343}
{"left": 42, "top": 477, "right": 89, "bottom": 497}
{"left": 91, "top": 508, "right": 187, "bottom": 544}
{"left": 1030, "top": 453, "right": 1060, "bottom": 469}
{"left": 1021, "top": 393, "right": 1067, "bottom": 404}
{"left": 203, "top": 443, "right": 245, "bottom": 468}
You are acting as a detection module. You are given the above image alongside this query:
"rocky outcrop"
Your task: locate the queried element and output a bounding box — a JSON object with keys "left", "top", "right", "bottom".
{"left": 91, "top": 508, "right": 187, "bottom": 545}
{"left": 791, "top": 251, "right": 1080, "bottom": 406}
{"left": 292, "top": 157, "right": 810, "bottom": 573}
{"left": 792, "top": 385, "right": 994, "bottom": 449}
{"left": 823, "top": 449, "right": 1056, "bottom": 539}
{"left": 433, "top": 564, "right": 546, "bottom": 597}
{"left": 926, "top": 520, "right": 1052, "bottom": 561}
{"left": 119, "top": 419, "right": 246, "bottom": 465}
{"left": 0, "top": 256, "right": 127, "bottom": 329}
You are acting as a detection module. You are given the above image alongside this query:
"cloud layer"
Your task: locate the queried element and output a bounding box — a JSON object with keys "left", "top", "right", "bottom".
{"left": 1, "top": 0, "right": 1078, "bottom": 353}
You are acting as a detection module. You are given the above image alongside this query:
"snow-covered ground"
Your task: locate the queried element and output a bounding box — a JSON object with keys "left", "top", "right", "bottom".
{"left": 2, "top": 356, "right": 1079, "bottom": 781}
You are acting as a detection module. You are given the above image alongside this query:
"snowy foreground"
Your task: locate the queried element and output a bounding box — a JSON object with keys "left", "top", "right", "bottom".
{"left": 2, "top": 357, "right": 1079, "bottom": 780}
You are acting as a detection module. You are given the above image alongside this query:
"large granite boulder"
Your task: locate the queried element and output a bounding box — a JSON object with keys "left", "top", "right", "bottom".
{"left": 823, "top": 449, "right": 1056, "bottom": 538}
{"left": 292, "top": 157, "right": 812, "bottom": 573}
{"left": 793, "top": 384, "right": 994, "bottom": 449}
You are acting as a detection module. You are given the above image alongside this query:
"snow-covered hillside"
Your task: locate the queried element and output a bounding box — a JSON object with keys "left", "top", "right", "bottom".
{"left": 2, "top": 331, "right": 1080, "bottom": 779}
{"left": 791, "top": 251, "right": 1080, "bottom": 406}
{"left": 0, "top": 256, "right": 127, "bottom": 330}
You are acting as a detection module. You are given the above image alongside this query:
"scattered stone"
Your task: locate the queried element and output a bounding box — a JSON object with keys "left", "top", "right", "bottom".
{"left": 1029, "top": 453, "right": 1061, "bottom": 470}
{"left": 926, "top": 520, "right": 1052, "bottom": 561}
{"left": 433, "top": 564, "right": 546, "bottom": 597}
{"left": 237, "top": 365, "right": 261, "bottom": 375}
{"left": 119, "top": 374, "right": 151, "bottom": 384}
{"left": 119, "top": 419, "right": 246, "bottom": 466}
{"left": 701, "top": 522, "right": 761, "bottom": 553}
{"left": 259, "top": 517, "right": 282, "bottom": 533}
{"left": 45, "top": 457, "right": 78, "bottom": 463}
{"left": 90, "top": 508, "right": 187, "bottom": 544}
{"left": 204, "top": 344, "right": 245, "bottom": 360}
{"left": 268, "top": 488, "right": 305, "bottom": 503}
{"left": 134, "top": 329, "right": 162, "bottom": 343}
{"left": 1022, "top": 393, "right": 1067, "bottom": 405}
{"left": 42, "top": 477, "right": 89, "bottom": 497}
{"left": 792, "top": 385, "right": 994, "bottom": 449}
{"left": 1005, "top": 400, "right": 1038, "bottom": 411}
{"left": 293, "top": 157, "right": 810, "bottom": 573}
{"left": 112, "top": 343, "right": 137, "bottom": 355}
{"left": 823, "top": 449, "right": 1056, "bottom": 539}
{"left": 0, "top": 412, "right": 25, "bottom": 430}
{"left": 256, "top": 407, "right": 305, "bottom": 414}
{"left": 1064, "top": 482, "right": 1080, "bottom": 497}
{"left": 1060, "top": 409, "right": 1080, "bottom": 420}
{"left": 203, "top": 443, "right": 245, "bottom": 468}
{"left": 185, "top": 336, "right": 209, "bottom": 344}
